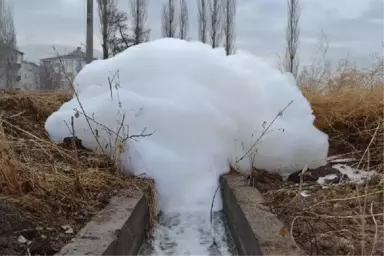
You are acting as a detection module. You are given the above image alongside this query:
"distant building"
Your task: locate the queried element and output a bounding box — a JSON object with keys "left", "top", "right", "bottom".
{"left": 39, "top": 47, "right": 89, "bottom": 90}
{"left": 19, "top": 61, "right": 40, "bottom": 90}
{"left": 0, "top": 47, "right": 24, "bottom": 90}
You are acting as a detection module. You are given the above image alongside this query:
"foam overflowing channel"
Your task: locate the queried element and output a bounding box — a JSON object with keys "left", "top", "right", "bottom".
{"left": 139, "top": 211, "right": 237, "bottom": 255}
{"left": 44, "top": 38, "right": 329, "bottom": 253}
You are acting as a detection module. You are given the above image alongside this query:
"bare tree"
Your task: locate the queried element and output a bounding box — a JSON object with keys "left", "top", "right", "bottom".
{"left": 39, "top": 62, "right": 62, "bottom": 90}
{"left": 284, "top": 0, "right": 300, "bottom": 79}
{"left": 298, "top": 29, "right": 331, "bottom": 90}
{"left": 97, "top": 0, "right": 131, "bottom": 58}
{"left": 208, "top": 0, "right": 223, "bottom": 48}
{"left": 179, "top": 0, "right": 189, "bottom": 40}
{"left": 129, "top": 0, "right": 150, "bottom": 45}
{"left": 0, "top": 1, "right": 16, "bottom": 50}
{"left": 97, "top": 0, "right": 114, "bottom": 59}
{"left": 0, "top": 0, "right": 18, "bottom": 89}
{"left": 161, "top": 0, "right": 177, "bottom": 38}
{"left": 197, "top": 0, "right": 208, "bottom": 43}
{"left": 108, "top": 10, "right": 133, "bottom": 55}
{"left": 222, "top": 0, "right": 236, "bottom": 55}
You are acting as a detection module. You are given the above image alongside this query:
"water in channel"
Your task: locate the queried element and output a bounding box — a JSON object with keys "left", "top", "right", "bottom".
{"left": 138, "top": 211, "right": 237, "bottom": 255}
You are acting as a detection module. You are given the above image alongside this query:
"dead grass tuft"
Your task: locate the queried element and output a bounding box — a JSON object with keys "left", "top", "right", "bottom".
{"left": 0, "top": 91, "right": 154, "bottom": 255}
{"left": 305, "top": 86, "right": 383, "bottom": 169}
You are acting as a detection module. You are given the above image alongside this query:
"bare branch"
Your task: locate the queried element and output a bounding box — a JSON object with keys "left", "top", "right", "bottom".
{"left": 109, "top": 10, "right": 134, "bottom": 55}
{"left": 179, "top": 0, "right": 189, "bottom": 40}
{"left": 97, "top": 0, "right": 113, "bottom": 59}
{"left": 97, "top": 0, "right": 131, "bottom": 58}
{"left": 51, "top": 46, "right": 105, "bottom": 153}
{"left": 0, "top": 0, "right": 18, "bottom": 90}
{"left": 197, "top": 0, "right": 208, "bottom": 43}
{"left": 52, "top": 46, "right": 155, "bottom": 158}
{"left": 129, "top": 0, "right": 150, "bottom": 45}
{"left": 284, "top": 0, "right": 300, "bottom": 79}
{"left": 161, "top": 0, "right": 177, "bottom": 38}
{"left": 207, "top": 0, "right": 223, "bottom": 48}
{"left": 0, "top": 1, "right": 16, "bottom": 47}
{"left": 222, "top": 0, "right": 236, "bottom": 55}
{"left": 236, "top": 100, "right": 294, "bottom": 164}
{"left": 298, "top": 29, "right": 331, "bottom": 90}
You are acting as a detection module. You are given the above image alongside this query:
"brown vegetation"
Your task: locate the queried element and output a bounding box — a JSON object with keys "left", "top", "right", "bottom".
{"left": 306, "top": 82, "right": 383, "bottom": 168}
{"left": 251, "top": 61, "right": 384, "bottom": 256}
{"left": 0, "top": 91, "right": 153, "bottom": 255}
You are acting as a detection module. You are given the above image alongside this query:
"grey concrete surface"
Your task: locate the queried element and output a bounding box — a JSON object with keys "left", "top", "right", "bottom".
{"left": 221, "top": 174, "right": 303, "bottom": 256}
{"left": 56, "top": 189, "right": 150, "bottom": 256}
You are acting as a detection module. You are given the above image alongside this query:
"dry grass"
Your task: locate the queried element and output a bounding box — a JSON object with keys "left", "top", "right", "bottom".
{"left": 251, "top": 62, "right": 384, "bottom": 255}
{"left": 0, "top": 91, "right": 155, "bottom": 255}
{"left": 305, "top": 86, "right": 383, "bottom": 169}
{"left": 252, "top": 173, "right": 383, "bottom": 256}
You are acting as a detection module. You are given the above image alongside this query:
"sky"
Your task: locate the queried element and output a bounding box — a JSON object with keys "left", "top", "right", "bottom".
{"left": 11, "top": 0, "right": 384, "bottom": 67}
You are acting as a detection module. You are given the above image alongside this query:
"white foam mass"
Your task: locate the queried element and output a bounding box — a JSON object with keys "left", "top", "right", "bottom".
{"left": 45, "top": 38, "right": 329, "bottom": 212}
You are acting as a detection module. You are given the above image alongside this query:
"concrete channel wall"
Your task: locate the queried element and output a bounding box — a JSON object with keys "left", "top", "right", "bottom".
{"left": 57, "top": 189, "right": 151, "bottom": 256}
{"left": 220, "top": 174, "right": 303, "bottom": 256}
{"left": 57, "top": 174, "right": 302, "bottom": 256}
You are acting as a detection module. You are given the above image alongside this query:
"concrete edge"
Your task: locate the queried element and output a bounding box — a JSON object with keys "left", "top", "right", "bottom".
{"left": 221, "top": 174, "right": 303, "bottom": 256}
{"left": 56, "top": 189, "right": 151, "bottom": 256}
{"left": 220, "top": 175, "right": 263, "bottom": 255}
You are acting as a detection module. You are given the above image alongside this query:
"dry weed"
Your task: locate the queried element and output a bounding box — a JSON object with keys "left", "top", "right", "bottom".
{"left": 0, "top": 91, "right": 154, "bottom": 255}
{"left": 251, "top": 60, "right": 384, "bottom": 255}
{"left": 305, "top": 86, "right": 383, "bottom": 170}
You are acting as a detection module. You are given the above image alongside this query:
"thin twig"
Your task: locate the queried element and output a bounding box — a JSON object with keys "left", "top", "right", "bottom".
{"left": 304, "top": 190, "right": 383, "bottom": 211}
{"left": 210, "top": 179, "right": 223, "bottom": 224}
{"left": 52, "top": 46, "right": 155, "bottom": 155}
{"left": 52, "top": 46, "right": 105, "bottom": 154}
{"left": 236, "top": 100, "right": 294, "bottom": 163}
{"left": 352, "top": 124, "right": 379, "bottom": 256}
{"left": 209, "top": 176, "right": 223, "bottom": 252}
{"left": 356, "top": 124, "right": 380, "bottom": 169}
{"left": 73, "top": 110, "right": 155, "bottom": 142}
{"left": 369, "top": 202, "right": 378, "bottom": 256}
{"left": 290, "top": 216, "right": 308, "bottom": 255}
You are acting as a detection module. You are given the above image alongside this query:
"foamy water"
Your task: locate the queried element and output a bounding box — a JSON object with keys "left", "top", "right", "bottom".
{"left": 139, "top": 211, "right": 237, "bottom": 255}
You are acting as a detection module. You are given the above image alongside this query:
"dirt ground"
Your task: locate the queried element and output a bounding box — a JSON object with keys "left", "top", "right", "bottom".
{"left": 249, "top": 167, "right": 383, "bottom": 256}
{"left": 0, "top": 91, "right": 153, "bottom": 255}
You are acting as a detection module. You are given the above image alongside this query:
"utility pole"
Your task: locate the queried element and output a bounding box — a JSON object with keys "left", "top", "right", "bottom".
{"left": 86, "top": 0, "right": 93, "bottom": 64}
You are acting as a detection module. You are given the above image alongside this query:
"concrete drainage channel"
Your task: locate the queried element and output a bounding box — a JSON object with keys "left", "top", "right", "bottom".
{"left": 137, "top": 210, "right": 238, "bottom": 255}
{"left": 56, "top": 175, "right": 302, "bottom": 256}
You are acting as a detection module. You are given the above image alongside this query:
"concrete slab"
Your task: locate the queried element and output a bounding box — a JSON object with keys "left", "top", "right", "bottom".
{"left": 56, "top": 189, "right": 150, "bottom": 256}
{"left": 221, "top": 174, "right": 303, "bottom": 256}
